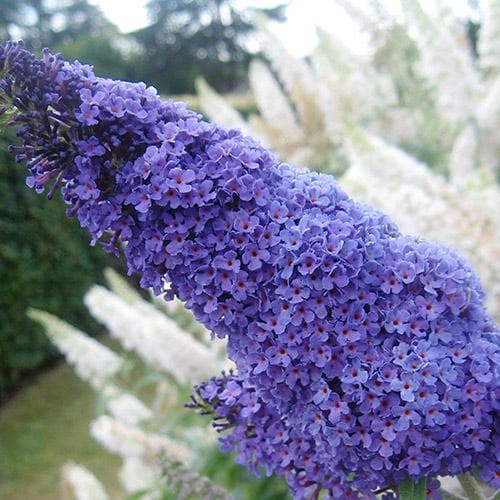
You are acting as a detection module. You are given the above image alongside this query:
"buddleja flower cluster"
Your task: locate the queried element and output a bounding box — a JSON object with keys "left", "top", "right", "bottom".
{"left": 1, "top": 42, "right": 498, "bottom": 498}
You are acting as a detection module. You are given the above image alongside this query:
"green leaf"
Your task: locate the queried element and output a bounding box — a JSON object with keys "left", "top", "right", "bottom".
{"left": 457, "top": 473, "right": 485, "bottom": 500}
{"left": 126, "top": 489, "right": 153, "bottom": 500}
{"left": 490, "top": 489, "right": 500, "bottom": 500}
{"left": 0, "top": 107, "right": 17, "bottom": 132}
{"left": 399, "top": 477, "right": 427, "bottom": 500}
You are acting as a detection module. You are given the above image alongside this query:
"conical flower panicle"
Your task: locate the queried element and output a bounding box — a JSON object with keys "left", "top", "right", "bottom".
{"left": 1, "top": 42, "right": 498, "bottom": 498}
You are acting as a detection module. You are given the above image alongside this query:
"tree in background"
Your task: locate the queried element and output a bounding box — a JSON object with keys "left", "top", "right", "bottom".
{"left": 0, "top": 0, "right": 286, "bottom": 93}
{"left": 0, "top": 0, "right": 138, "bottom": 81}
{"left": 0, "top": 0, "right": 113, "bottom": 49}
{"left": 132, "top": 0, "right": 286, "bottom": 94}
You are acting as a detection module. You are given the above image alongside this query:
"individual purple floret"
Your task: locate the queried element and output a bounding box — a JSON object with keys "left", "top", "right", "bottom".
{"left": 1, "top": 42, "right": 499, "bottom": 499}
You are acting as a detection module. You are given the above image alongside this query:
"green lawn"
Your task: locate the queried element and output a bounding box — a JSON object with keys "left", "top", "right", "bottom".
{"left": 0, "top": 361, "right": 121, "bottom": 499}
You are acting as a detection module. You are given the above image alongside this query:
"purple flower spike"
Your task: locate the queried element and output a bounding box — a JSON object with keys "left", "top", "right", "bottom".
{"left": 1, "top": 42, "right": 498, "bottom": 499}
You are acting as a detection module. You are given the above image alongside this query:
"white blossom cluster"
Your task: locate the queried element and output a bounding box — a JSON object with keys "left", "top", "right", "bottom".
{"left": 61, "top": 463, "right": 108, "bottom": 500}
{"left": 341, "top": 133, "right": 500, "bottom": 318}
{"left": 118, "top": 457, "right": 158, "bottom": 497}
{"left": 101, "top": 385, "right": 153, "bottom": 425}
{"left": 90, "top": 415, "right": 191, "bottom": 462}
{"left": 84, "top": 285, "right": 227, "bottom": 384}
{"left": 28, "top": 309, "right": 124, "bottom": 389}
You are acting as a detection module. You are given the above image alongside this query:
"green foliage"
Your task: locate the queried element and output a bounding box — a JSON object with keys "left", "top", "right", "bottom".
{"left": 373, "top": 24, "right": 454, "bottom": 174}
{"left": 457, "top": 473, "right": 488, "bottom": 500}
{"left": 199, "top": 447, "right": 291, "bottom": 500}
{"left": 0, "top": 132, "right": 110, "bottom": 397}
{"left": 399, "top": 477, "right": 427, "bottom": 500}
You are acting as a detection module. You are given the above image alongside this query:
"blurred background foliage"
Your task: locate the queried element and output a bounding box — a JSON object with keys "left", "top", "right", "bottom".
{"left": 0, "top": 131, "right": 110, "bottom": 399}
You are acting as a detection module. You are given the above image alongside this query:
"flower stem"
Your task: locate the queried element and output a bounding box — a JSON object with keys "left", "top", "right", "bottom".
{"left": 399, "top": 477, "right": 426, "bottom": 500}
{"left": 0, "top": 107, "right": 17, "bottom": 132}
{"left": 442, "top": 491, "right": 467, "bottom": 500}
{"left": 310, "top": 485, "right": 321, "bottom": 500}
{"left": 457, "top": 473, "right": 485, "bottom": 500}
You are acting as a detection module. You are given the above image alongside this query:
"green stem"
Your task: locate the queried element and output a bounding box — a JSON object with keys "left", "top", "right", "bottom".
{"left": 0, "top": 107, "right": 17, "bottom": 132}
{"left": 442, "top": 491, "right": 467, "bottom": 500}
{"left": 457, "top": 474, "right": 485, "bottom": 500}
{"left": 310, "top": 485, "right": 321, "bottom": 500}
{"left": 487, "top": 490, "right": 500, "bottom": 500}
{"left": 399, "top": 477, "right": 427, "bottom": 500}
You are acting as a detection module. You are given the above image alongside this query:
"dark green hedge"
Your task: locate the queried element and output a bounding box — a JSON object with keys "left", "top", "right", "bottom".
{"left": 0, "top": 133, "right": 110, "bottom": 399}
